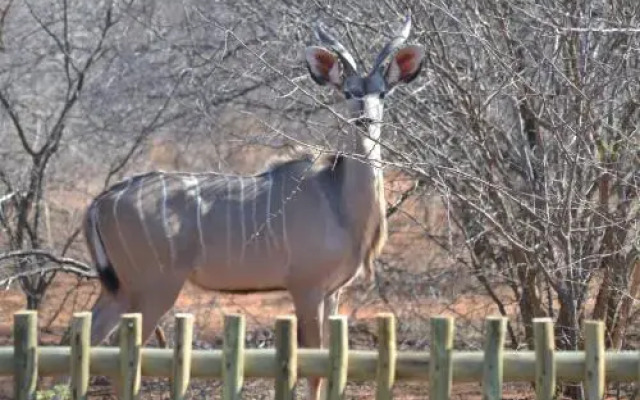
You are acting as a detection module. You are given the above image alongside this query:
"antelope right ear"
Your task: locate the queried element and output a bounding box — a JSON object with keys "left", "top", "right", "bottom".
{"left": 384, "top": 45, "right": 425, "bottom": 88}
{"left": 305, "top": 46, "right": 343, "bottom": 88}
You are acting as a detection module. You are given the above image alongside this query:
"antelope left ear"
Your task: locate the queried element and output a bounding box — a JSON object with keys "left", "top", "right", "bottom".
{"left": 305, "top": 46, "right": 343, "bottom": 88}
{"left": 384, "top": 45, "right": 424, "bottom": 87}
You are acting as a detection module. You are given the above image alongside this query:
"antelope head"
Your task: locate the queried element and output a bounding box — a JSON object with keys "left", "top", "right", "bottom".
{"left": 305, "top": 14, "right": 424, "bottom": 145}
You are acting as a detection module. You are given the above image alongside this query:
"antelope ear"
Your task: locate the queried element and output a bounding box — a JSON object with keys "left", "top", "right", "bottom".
{"left": 305, "top": 46, "right": 343, "bottom": 88}
{"left": 384, "top": 45, "right": 424, "bottom": 87}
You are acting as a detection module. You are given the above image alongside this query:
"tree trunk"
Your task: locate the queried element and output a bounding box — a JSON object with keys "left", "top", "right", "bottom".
{"left": 25, "top": 292, "right": 40, "bottom": 310}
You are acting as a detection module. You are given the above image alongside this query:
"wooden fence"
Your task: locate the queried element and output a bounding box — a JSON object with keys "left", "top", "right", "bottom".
{"left": 2, "top": 310, "right": 638, "bottom": 400}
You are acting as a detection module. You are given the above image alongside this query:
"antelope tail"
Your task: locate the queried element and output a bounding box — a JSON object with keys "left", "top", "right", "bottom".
{"left": 86, "top": 202, "right": 120, "bottom": 294}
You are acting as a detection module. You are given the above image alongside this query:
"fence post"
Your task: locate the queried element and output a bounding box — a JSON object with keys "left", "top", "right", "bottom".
{"left": 14, "top": 310, "right": 38, "bottom": 400}
{"left": 482, "top": 316, "right": 506, "bottom": 400}
{"left": 172, "top": 313, "right": 194, "bottom": 400}
{"left": 375, "top": 313, "right": 396, "bottom": 400}
{"left": 222, "top": 314, "right": 245, "bottom": 400}
{"left": 275, "top": 315, "right": 297, "bottom": 400}
{"left": 584, "top": 320, "right": 605, "bottom": 400}
{"left": 119, "top": 313, "right": 142, "bottom": 400}
{"left": 326, "top": 315, "right": 348, "bottom": 400}
{"left": 430, "top": 316, "right": 454, "bottom": 400}
{"left": 70, "top": 312, "right": 91, "bottom": 400}
{"left": 533, "top": 318, "right": 555, "bottom": 400}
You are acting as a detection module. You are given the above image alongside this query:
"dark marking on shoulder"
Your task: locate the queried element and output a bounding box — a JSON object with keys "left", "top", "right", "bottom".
{"left": 316, "top": 154, "right": 346, "bottom": 225}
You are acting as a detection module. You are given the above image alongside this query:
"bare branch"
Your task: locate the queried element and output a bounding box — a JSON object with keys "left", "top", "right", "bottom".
{"left": 0, "top": 91, "right": 35, "bottom": 156}
{"left": 0, "top": 249, "right": 93, "bottom": 274}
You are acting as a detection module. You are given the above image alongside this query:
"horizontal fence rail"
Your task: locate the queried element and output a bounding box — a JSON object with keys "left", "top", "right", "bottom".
{"left": 3, "top": 310, "right": 639, "bottom": 399}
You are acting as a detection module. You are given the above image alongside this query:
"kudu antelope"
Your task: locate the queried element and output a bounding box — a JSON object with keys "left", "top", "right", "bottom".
{"left": 85, "top": 14, "right": 423, "bottom": 399}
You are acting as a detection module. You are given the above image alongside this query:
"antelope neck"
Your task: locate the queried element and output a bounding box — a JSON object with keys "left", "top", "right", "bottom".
{"left": 348, "top": 120, "right": 382, "bottom": 172}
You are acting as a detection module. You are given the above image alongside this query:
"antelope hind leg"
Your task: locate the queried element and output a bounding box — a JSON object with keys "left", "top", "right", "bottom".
{"left": 90, "top": 291, "right": 130, "bottom": 346}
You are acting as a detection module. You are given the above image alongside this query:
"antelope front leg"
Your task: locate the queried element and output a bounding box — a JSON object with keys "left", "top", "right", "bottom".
{"left": 292, "top": 290, "right": 325, "bottom": 400}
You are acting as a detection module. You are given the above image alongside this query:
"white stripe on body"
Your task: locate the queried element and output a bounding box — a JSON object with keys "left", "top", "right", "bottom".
{"left": 280, "top": 175, "right": 292, "bottom": 270}
{"left": 179, "top": 174, "right": 207, "bottom": 265}
{"left": 159, "top": 174, "right": 176, "bottom": 269}
{"left": 191, "top": 176, "right": 207, "bottom": 263}
{"left": 238, "top": 177, "right": 246, "bottom": 265}
{"left": 137, "top": 175, "right": 164, "bottom": 271}
{"left": 265, "top": 171, "right": 276, "bottom": 254}
{"left": 225, "top": 175, "right": 233, "bottom": 269}
{"left": 112, "top": 178, "right": 137, "bottom": 270}
{"left": 251, "top": 176, "right": 258, "bottom": 242}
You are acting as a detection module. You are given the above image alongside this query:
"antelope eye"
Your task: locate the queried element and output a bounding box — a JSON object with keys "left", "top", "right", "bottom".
{"left": 344, "top": 91, "right": 353, "bottom": 99}
{"left": 379, "top": 92, "right": 386, "bottom": 99}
